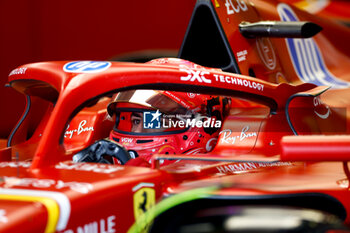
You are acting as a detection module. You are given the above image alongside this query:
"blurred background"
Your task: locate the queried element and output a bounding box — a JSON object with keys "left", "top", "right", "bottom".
{"left": 0, "top": 0, "right": 196, "bottom": 141}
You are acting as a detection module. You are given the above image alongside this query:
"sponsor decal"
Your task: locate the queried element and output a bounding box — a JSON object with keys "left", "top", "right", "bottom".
{"left": 213, "top": 74, "right": 264, "bottom": 91}
{"left": 0, "top": 162, "right": 31, "bottom": 168}
{"left": 277, "top": 3, "right": 350, "bottom": 89}
{"left": 237, "top": 50, "right": 248, "bottom": 62}
{"left": 63, "top": 215, "right": 116, "bottom": 233}
{"left": 216, "top": 162, "right": 292, "bottom": 174}
{"left": 225, "top": 0, "right": 248, "bottom": 15}
{"left": 9, "top": 67, "right": 27, "bottom": 76}
{"left": 64, "top": 120, "right": 94, "bottom": 139}
{"left": 217, "top": 162, "right": 258, "bottom": 173}
{"left": 179, "top": 67, "right": 264, "bottom": 91}
{"left": 63, "top": 61, "right": 111, "bottom": 73}
{"left": 256, "top": 38, "right": 276, "bottom": 70}
{"left": 55, "top": 162, "right": 124, "bottom": 174}
{"left": 219, "top": 126, "right": 257, "bottom": 144}
{"left": 1, "top": 177, "right": 92, "bottom": 194}
{"left": 313, "top": 97, "right": 331, "bottom": 119}
{"left": 180, "top": 65, "right": 211, "bottom": 83}
{"left": 121, "top": 137, "right": 133, "bottom": 143}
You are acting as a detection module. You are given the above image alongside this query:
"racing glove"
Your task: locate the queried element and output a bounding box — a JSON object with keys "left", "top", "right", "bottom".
{"left": 73, "top": 139, "right": 131, "bottom": 164}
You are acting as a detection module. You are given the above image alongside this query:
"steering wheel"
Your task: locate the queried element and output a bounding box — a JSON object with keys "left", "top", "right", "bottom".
{"left": 73, "top": 139, "right": 132, "bottom": 164}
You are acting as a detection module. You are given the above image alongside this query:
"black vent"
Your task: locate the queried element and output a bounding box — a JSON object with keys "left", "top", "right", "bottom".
{"left": 136, "top": 139, "right": 154, "bottom": 144}
{"left": 178, "top": 0, "right": 240, "bottom": 73}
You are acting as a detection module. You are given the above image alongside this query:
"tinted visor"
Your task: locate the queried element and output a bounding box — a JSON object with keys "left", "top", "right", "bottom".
{"left": 109, "top": 90, "right": 191, "bottom": 115}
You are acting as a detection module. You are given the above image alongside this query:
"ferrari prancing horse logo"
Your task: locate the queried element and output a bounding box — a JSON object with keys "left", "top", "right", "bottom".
{"left": 133, "top": 187, "right": 155, "bottom": 220}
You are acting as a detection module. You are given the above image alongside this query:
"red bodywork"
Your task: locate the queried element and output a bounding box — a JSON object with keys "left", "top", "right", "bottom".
{"left": 284, "top": 0, "right": 350, "bottom": 25}
{"left": 1, "top": 0, "right": 350, "bottom": 232}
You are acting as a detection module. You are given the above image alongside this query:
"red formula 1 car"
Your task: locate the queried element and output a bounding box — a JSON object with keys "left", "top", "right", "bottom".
{"left": 1, "top": 0, "right": 350, "bottom": 232}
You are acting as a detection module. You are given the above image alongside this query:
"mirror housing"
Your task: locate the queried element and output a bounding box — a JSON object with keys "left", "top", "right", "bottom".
{"left": 281, "top": 135, "right": 350, "bottom": 161}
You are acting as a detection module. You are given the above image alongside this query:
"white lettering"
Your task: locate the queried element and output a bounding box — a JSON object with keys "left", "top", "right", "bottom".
{"left": 3, "top": 176, "right": 93, "bottom": 194}
{"left": 0, "top": 162, "right": 31, "bottom": 168}
{"left": 56, "top": 180, "right": 93, "bottom": 194}
{"left": 100, "top": 219, "right": 107, "bottom": 233}
{"left": 77, "top": 221, "right": 97, "bottom": 233}
{"left": 237, "top": 50, "right": 248, "bottom": 62}
{"left": 216, "top": 166, "right": 226, "bottom": 173}
{"left": 55, "top": 162, "right": 124, "bottom": 174}
{"left": 225, "top": 0, "right": 248, "bottom": 15}
{"left": 216, "top": 162, "right": 258, "bottom": 173}
{"left": 180, "top": 66, "right": 212, "bottom": 84}
{"left": 219, "top": 126, "right": 257, "bottom": 145}
{"left": 213, "top": 74, "right": 264, "bottom": 91}
{"left": 9, "top": 67, "right": 27, "bottom": 76}
{"left": 107, "top": 216, "right": 116, "bottom": 233}
{"left": 100, "top": 215, "right": 116, "bottom": 233}
{"left": 65, "top": 120, "right": 94, "bottom": 139}
{"left": 216, "top": 162, "right": 291, "bottom": 173}
{"left": 32, "top": 179, "right": 56, "bottom": 188}
{"left": 64, "top": 215, "right": 116, "bottom": 233}
{"left": 219, "top": 129, "right": 237, "bottom": 144}
{"left": 313, "top": 97, "right": 321, "bottom": 106}
{"left": 240, "top": 126, "right": 257, "bottom": 141}
{"left": 121, "top": 138, "right": 133, "bottom": 143}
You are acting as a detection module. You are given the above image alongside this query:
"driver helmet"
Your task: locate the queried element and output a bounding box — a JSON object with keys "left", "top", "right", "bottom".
{"left": 107, "top": 89, "right": 230, "bottom": 165}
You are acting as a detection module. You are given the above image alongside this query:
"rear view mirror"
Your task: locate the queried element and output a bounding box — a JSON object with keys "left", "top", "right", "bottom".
{"left": 286, "top": 88, "right": 347, "bottom": 135}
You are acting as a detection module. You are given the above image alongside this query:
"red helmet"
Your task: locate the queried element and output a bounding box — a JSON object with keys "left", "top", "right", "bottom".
{"left": 106, "top": 58, "right": 230, "bottom": 165}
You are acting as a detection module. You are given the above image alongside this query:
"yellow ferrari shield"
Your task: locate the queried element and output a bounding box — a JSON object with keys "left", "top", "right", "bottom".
{"left": 133, "top": 187, "right": 155, "bottom": 220}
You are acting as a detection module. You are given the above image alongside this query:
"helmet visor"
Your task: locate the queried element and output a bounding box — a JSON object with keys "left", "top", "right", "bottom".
{"left": 110, "top": 90, "right": 195, "bottom": 134}
{"left": 110, "top": 90, "right": 191, "bottom": 115}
